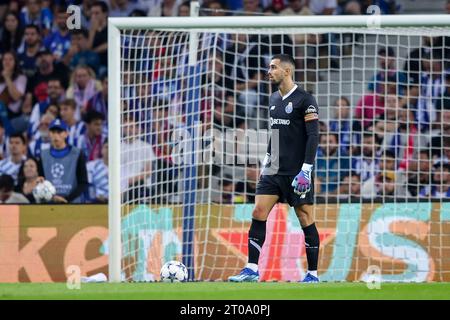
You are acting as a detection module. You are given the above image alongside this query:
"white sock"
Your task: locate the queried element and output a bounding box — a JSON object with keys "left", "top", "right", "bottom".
{"left": 246, "top": 263, "right": 258, "bottom": 272}
{"left": 308, "top": 270, "right": 318, "bottom": 278}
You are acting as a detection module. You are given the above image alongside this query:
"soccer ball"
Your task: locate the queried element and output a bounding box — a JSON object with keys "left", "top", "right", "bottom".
{"left": 33, "top": 180, "right": 56, "bottom": 202}
{"left": 160, "top": 260, "right": 188, "bottom": 282}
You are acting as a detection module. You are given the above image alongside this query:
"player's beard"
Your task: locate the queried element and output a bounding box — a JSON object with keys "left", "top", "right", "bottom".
{"left": 271, "top": 78, "right": 281, "bottom": 86}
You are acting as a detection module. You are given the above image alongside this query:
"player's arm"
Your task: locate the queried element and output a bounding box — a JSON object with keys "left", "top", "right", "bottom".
{"left": 292, "top": 96, "right": 320, "bottom": 195}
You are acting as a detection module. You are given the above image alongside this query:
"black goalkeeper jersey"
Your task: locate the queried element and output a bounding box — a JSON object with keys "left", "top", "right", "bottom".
{"left": 261, "top": 84, "right": 319, "bottom": 176}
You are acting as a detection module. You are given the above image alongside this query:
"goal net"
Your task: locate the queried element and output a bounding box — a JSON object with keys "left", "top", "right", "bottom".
{"left": 108, "top": 15, "right": 450, "bottom": 282}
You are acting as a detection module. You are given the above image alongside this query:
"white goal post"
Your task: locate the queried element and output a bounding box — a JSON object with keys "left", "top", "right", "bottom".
{"left": 108, "top": 14, "right": 450, "bottom": 283}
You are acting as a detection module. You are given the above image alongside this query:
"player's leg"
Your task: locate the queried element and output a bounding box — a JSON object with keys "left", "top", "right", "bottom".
{"left": 228, "top": 194, "right": 279, "bottom": 282}
{"left": 294, "top": 204, "right": 320, "bottom": 283}
{"left": 284, "top": 175, "right": 320, "bottom": 283}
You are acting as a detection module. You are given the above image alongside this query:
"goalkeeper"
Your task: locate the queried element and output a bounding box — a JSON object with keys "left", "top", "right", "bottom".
{"left": 229, "top": 54, "right": 320, "bottom": 283}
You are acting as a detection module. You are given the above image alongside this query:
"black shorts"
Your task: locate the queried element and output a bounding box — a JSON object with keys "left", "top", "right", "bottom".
{"left": 255, "top": 174, "right": 314, "bottom": 207}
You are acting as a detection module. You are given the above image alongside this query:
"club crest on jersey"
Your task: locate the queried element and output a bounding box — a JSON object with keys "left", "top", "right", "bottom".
{"left": 285, "top": 102, "right": 293, "bottom": 114}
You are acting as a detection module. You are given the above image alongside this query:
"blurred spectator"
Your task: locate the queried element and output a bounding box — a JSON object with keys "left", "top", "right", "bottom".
{"left": 235, "top": 163, "right": 259, "bottom": 203}
{"left": 86, "top": 139, "right": 108, "bottom": 203}
{"left": 43, "top": 6, "right": 71, "bottom": 63}
{"left": 373, "top": 0, "right": 401, "bottom": 14}
{"left": 178, "top": 1, "right": 190, "bottom": 16}
{"left": 0, "top": 0, "right": 7, "bottom": 22}
{"left": 110, "top": 0, "right": 148, "bottom": 17}
{"left": 337, "top": 173, "right": 361, "bottom": 200}
{"left": 338, "top": 0, "right": 361, "bottom": 15}
{"left": 121, "top": 115, "right": 155, "bottom": 199}
{"left": 77, "top": 110, "right": 106, "bottom": 161}
{"left": 382, "top": 104, "right": 418, "bottom": 170}
{"left": 408, "top": 149, "right": 432, "bottom": 197}
{"left": 0, "top": 174, "right": 29, "bottom": 203}
{"left": 151, "top": 56, "right": 181, "bottom": 105}
{"left": 66, "top": 65, "right": 101, "bottom": 119}
{"left": 429, "top": 162, "right": 450, "bottom": 198}
{"left": 0, "top": 121, "right": 8, "bottom": 159}
{"left": 354, "top": 76, "right": 396, "bottom": 131}
{"left": 28, "top": 111, "right": 54, "bottom": 157}
{"left": 436, "top": 137, "right": 450, "bottom": 167}
{"left": 415, "top": 51, "right": 445, "bottom": 132}
{"left": 148, "top": 0, "right": 182, "bottom": 16}
{"left": 28, "top": 77, "right": 65, "bottom": 139}
{"left": 60, "top": 98, "right": 86, "bottom": 147}
{"left": 281, "top": 0, "right": 312, "bottom": 15}
{"left": 224, "top": 34, "right": 265, "bottom": 119}
{"left": 85, "top": 72, "right": 108, "bottom": 133}
{"left": 430, "top": 107, "right": 450, "bottom": 160}
{"left": 204, "top": 0, "right": 227, "bottom": 16}
{"left": 218, "top": 174, "right": 235, "bottom": 204}
{"left": 0, "top": 11, "right": 23, "bottom": 54}
{"left": 150, "top": 105, "right": 181, "bottom": 203}
{"left": 362, "top": 170, "right": 402, "bottom": 200}
{"left": 361, "top": 150, "right": 408, "bottom": 198}
{"left": 316, "top": 133, "right": 349, "bottom": 194}
{"left": 241, "top": 0, "right": 263, "bottom": 13}
{"left": 67, "top": 29, "right": 101, "bottom": 74}
{"left": 368, "top": 47, "right": 407, "bottom": 96}
{"left": 328, "top": 96, "right": 352, "bottom": 154}
{"left": 16, "top": 157, "right": 44, "bottom": 203}
{"left": 0, "top": 51, "right": 27, "bottom": 121}
{"left": 77, "top": 0, "right": 95, "bottom": 29}
{"left": 404, "top": 36, "right": 438, "bottom": 85}
{"left": 0, "top": 133, "right": 27, "bottom": 184}
{"left": 351, "top": 132, "right": 380, "bottom": 182}
{"left": 17, "top": 24, "right": 45, "bottom": 78}
{"left": 88, "top": 1, "right": 108, "bottom": 75}
{"left": 37, "top": 118, "right": 88, "bottom": 203}
{"left": 436, "top": 72, "right": 450, "bottom": 111}
{"left": 24, "top": 49, "right": 69, "bottom": 108}
{"left": 309, "top": 0, "right": 336, "bottom": 15}
{"left": 19, "top": 0, "right": 53, "bottom": 36}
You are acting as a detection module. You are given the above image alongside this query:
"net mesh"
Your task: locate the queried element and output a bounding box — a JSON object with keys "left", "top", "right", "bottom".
{"left": 116, "top": 25, "right": 450, "bottom": 282}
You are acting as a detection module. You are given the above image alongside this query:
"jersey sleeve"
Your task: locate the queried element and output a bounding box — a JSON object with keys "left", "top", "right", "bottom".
{"left": 302, "top": 95, "right": 319, "bottom": 122}
{"left": 301, "top": 94, "right": 320, "bottom": 165}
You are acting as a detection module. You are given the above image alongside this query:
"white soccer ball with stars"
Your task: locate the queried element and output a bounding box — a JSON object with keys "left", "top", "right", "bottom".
{"left": 160, "top": 260, "right": 188, "bottom": 282}
{"left": 33, "top": 180, "right": 56, "bottom": 202}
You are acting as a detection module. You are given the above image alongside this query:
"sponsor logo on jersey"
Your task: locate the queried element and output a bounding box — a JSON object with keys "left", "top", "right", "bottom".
{"left": 285, "top": 102, "right": 293, "bottom": 114}
{"left": 270, "top": 105, "right": 276, "bottom": 110}
{"left": 305, "top": 105, "right": 317, "bottom": 114}
{"left": 270, "top": 117, "right": 290, "bottom": 126}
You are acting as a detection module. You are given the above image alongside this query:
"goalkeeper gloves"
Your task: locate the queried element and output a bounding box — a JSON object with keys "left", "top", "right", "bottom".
{"left": 291, "top": 163, "right": 313, "bottom": 197}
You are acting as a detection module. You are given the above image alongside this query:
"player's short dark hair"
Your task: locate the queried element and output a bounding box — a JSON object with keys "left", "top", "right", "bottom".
{"left": 92, "top": 0, "right": 109, "bottom": 13}
{"left": 9, "top": 132, "right": 26, "bottom": 145}
{"left": 0, "top": 174, "right": 14, "bottom": 192}
{"left": 271, "top": 54, "right": 296, "bottom": 68}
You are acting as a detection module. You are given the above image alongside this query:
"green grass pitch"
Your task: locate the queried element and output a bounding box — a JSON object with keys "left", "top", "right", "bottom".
{"left": 0, "top": 282, "right": 449, "bottom": 300}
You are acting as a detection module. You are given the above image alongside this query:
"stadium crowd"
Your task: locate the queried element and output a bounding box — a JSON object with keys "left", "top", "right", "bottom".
{"left": 0, "top": 0, "right": 449, "bottom": 204}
